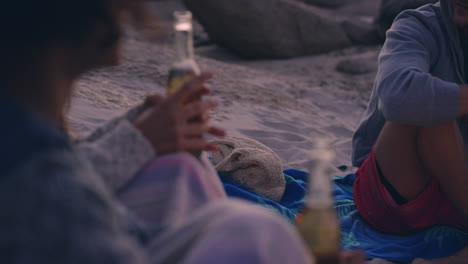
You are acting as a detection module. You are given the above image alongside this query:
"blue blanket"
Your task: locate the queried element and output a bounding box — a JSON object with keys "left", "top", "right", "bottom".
{"left": 220, "top": 169, "right": 468, "bottom": 262}
{"left": 221, "top": 169, "right": 308, "bottom": 222}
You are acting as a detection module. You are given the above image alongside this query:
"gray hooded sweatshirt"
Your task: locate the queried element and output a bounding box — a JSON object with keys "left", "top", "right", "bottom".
{"left": 352, "top": 0, "right": 468, "bottom": 167}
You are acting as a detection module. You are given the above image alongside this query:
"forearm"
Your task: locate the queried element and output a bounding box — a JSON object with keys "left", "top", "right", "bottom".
{"left": 77, "top": 104, "right": 143, "bottom": 143}
{"left": 378, "top": 70, "right": 459, "bottom": 125}
{"left": 76, "top": 119, "right": 155, "bottom": 192}
{"left": 74, "top": 103, "right": 156, "bottom": 192}
{"left": 376, "top": 13, "right": 462, "bottom": 126}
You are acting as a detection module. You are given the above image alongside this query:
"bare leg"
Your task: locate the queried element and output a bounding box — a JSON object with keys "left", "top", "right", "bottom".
{"left": 375, "top": 121, "right": 468, "bottom": 223}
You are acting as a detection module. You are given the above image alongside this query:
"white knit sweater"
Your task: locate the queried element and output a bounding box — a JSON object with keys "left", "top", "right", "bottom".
{"left": 75, "top": 105, "right": 156, "bottom": 192}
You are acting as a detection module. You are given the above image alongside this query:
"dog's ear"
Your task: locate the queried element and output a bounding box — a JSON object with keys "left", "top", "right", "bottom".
{"left": 214, "top": 149, "right": 245, "bottom": 172}
{"left": 218, "top": 143, "right": 235, "bottom": 160}
{"left": 209, "top": 140, "right": 236, "bottom": 167}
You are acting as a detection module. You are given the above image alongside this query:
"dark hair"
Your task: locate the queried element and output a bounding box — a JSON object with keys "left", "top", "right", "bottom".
{"left": 0, "top": 0, "right": 148, "bottom": 134}
{"left": 0, "top": 0, "right": 144, "bottom": 61}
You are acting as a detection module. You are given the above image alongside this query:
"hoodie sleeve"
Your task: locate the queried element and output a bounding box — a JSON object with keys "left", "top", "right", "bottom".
{"left": 376, "top": 11, "right": 460, "bottom": 125}
{"left": 75, "top": 105, "right": 155, "bottom": 192}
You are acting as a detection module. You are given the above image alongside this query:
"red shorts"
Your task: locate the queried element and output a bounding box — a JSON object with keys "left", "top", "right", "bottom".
{"left": 353, "top": 149, "right": 467, "bottom": 235}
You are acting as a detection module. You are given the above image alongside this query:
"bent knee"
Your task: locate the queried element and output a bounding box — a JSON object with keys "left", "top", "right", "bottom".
{"left": 200, "top": 200, "right": 310, "bottom": 262}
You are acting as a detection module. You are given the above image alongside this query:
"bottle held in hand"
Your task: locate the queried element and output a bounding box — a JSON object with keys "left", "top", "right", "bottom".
{"left": 296, "top": 139, "right": 341, "bottom": 264}
{"left": 168, "top": 10, "right": 203, "bottom": 157}
{"left": 167, "top": 11, "right": 200, "bottom": 95}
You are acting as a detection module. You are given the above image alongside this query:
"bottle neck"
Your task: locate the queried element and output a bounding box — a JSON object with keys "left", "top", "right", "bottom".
{"left": 306, "top": 140, "right": 335, "bottom": 208}
{"left": 174, "top": 26, "right": 194, "bottom": 62}
{"left": 306, "top": 162, "right": 333, "bottom": 208}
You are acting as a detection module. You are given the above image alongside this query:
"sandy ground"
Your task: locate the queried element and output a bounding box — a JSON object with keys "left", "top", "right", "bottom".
{"left": 68, "top": 1, "right": 381, "bottom": 172}
{"left": 69, "top": 39, "right": 379, "bottom": 172}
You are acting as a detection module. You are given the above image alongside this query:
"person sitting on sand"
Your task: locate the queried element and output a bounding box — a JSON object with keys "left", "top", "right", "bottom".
{"left": 352, "top": 0, "right": 468, "bottom": 261}
{"left": 0, "top": 1, "right": 319, "bottom": 263}
{"left": 0, "top": 0, "right": 370, "bottom": 263}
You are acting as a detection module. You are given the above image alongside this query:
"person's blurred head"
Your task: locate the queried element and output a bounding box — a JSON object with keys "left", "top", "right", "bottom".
{"left": 0, "top": 0, "right": 147, "bottom": 127}
{"left": 452, "top": 0, "right": 468, "bottom": 31}
{"left": 0, "top": 0, "right": 145, "bottom": 77}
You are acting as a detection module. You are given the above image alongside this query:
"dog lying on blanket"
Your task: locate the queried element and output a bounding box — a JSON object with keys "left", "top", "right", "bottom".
{"left": 209, "top": 136, "right": 286, "bottom": 202}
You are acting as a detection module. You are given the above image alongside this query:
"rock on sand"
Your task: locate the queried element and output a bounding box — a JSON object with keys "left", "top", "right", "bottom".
{"left": 184, "top": 0, "right": 360, "bottom": 58}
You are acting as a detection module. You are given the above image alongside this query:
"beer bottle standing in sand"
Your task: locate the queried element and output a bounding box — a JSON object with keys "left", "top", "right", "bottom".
{"left": 296, "top": 139, "right": 341, "bottom": 264}
{"left": 167, "top": 10, "right": 202, "bottom": 157}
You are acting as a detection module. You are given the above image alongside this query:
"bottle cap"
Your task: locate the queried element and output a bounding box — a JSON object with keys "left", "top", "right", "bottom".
{"left": 174, "top": 11, "right": 193, "bottom": 31}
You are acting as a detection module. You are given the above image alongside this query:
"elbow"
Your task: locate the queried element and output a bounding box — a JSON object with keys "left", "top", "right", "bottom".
{"left": 379, "top": 96, "right": 411, "bottom": 124}
{"left": 378, "top": 93, "right": 427, "bottom": 126}
{"left": 379, "top": 98, "right": 432, "bottom": 125}
{"left": 376, "top": 63, "right": 459, "bottom": 126}
{"left": 377, "top": 76, "right": 413, "bottom": 123}
{"left": 376, "top": 70, "right": 432, "bottom": 125}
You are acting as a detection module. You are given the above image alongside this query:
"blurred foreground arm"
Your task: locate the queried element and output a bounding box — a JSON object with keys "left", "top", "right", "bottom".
{"left": 75, "top": 73, "right": 225, "bottom": 192}
{"left": 0, "top": 150, "right": 148, "bottom": 264}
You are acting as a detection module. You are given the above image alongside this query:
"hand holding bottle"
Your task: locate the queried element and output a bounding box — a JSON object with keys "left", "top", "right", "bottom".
{"left": 134, "top": 72, "right": 226, "bottom": 155}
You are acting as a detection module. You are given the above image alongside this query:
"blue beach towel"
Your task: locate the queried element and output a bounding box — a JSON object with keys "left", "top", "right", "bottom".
{"left": 220, "top": 169, "right": 308, "bottom": 222}
{"left": 220, "top": 170, "right": 468, "bottom": 262}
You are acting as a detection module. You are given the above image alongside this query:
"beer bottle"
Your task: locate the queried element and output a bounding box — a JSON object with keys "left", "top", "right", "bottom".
{"left": 167, "top": 10, "right": 200, "bottom": 94}
{"left": 296, "top": 139, "right": 341, "bottom": 264}
{"left": 167, "top": 11, "right": 202, "bottom": 157}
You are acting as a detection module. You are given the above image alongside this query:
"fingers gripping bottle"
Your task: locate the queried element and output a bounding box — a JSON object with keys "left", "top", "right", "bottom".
{"left": 296, "top": 139, "right": 341, "bottom": 264}
{"left": 167, "top": 11, "right": 200, "bottom": 95}
{"left": 167, "top": 11, "right": 202, "bottom": 157}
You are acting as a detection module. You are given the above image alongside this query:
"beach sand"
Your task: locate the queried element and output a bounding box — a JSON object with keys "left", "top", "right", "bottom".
{"left": 68, "top": 1, "right": 380, "bottom": 173}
